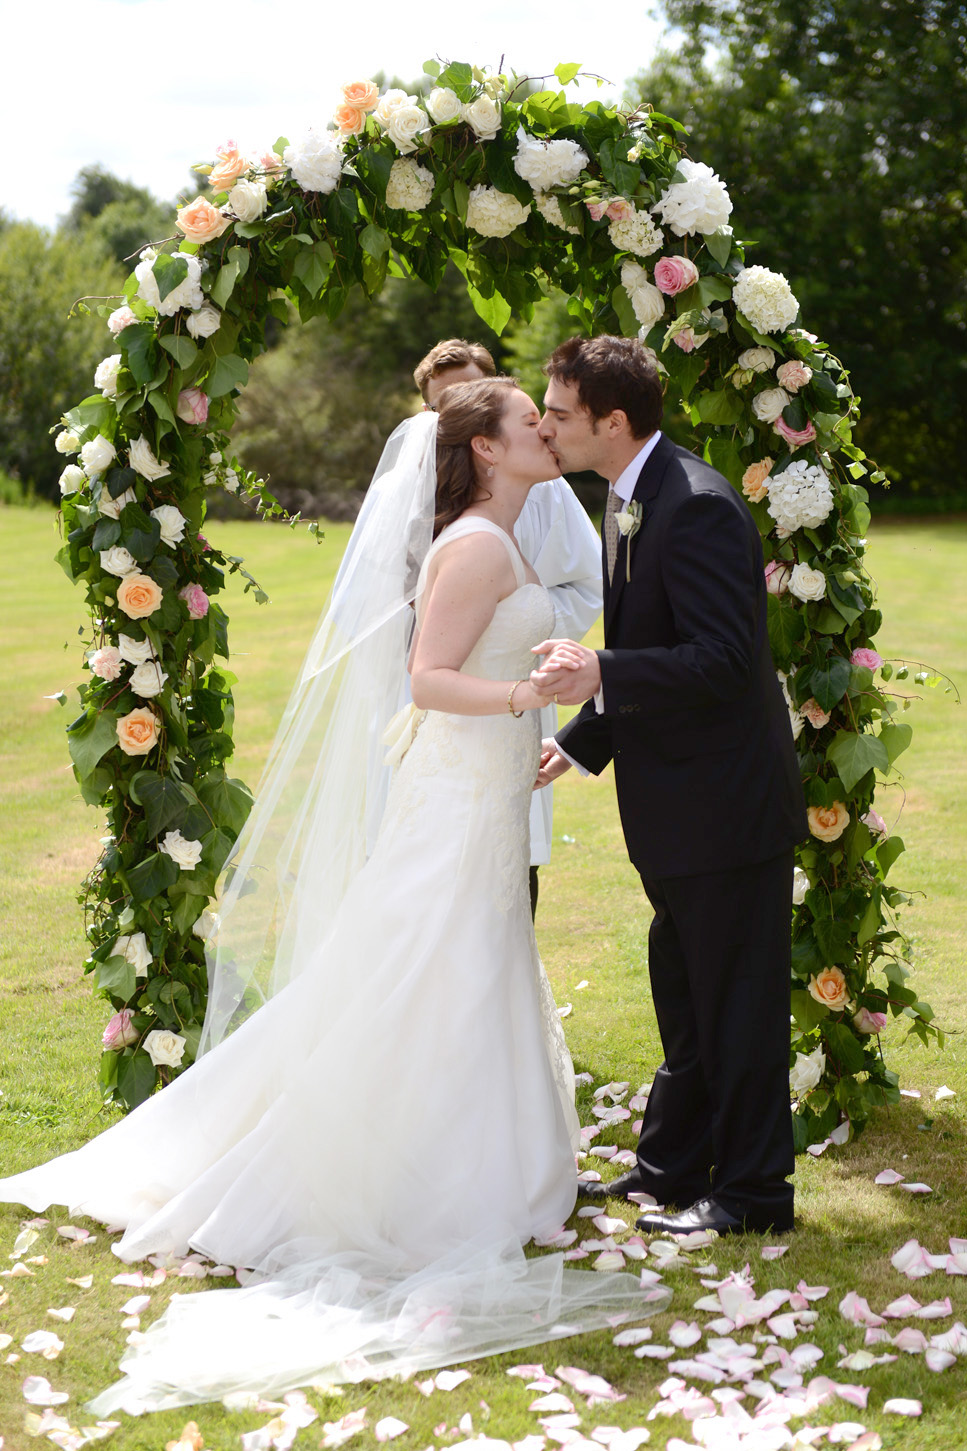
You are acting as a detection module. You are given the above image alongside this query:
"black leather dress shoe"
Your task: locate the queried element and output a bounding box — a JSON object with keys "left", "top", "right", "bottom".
{"left": 635, "top": 1194, "right": 794, "bottom": 1237}
{"left": 577, "top": 1169, "right": 657, "bottom": 1204}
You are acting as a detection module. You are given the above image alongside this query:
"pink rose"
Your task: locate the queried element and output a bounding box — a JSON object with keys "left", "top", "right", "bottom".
{"left": 175, "top": 196, "right": 230, "bottom": 245}
{"left": 179, "top": 583, "right": 209, "bottom": 619}
{"left": 585, "top": 200, "right": 607, "bottom": 221}
{"left": 765, "top": 561, "right": 791, "bottom": 595}
{"left": 102, "top": 1007, "right": 139, "bottom": 1051}
{"left": 653, "top": 255, "right": 700, "bottom": 296}
{"left": 851, "top": 647, "right": 883, "bottom": 671}
{"left": 853, "top": 1007, "right": 887, "bottom": 1035}
{"left": 801, "top": 698, "right": 831, "bottom": 729}
{"left": 773, "top": 415, "right": 817, "bottom": 448}
{"left": 776, "top": 360, "right": 812, "bottom": 393}
{"left": 176, "top": 387, "right": 210, "bottom": 425}
{"left": 862, "top": 807, "right": 888, "bottom": 838}
{"left": 257, "top": 149, "right": 285, "bottom": 176}
{"left": 90, "top": 645, "right": 123, "bottom": 681}
{"left": 606, "top": 198, "right": 634, "bottom": 221}
{"left": 208, "top": 139, "right": 249, "bottom": 191}
{"left": 107, "top": 305, "right": 138, "bottom": 336}
{"left": 197, "top": 532, "right": 211, "bottom": 551}
{"left": 673, "top": 327, "right": 699, "bottom": 352}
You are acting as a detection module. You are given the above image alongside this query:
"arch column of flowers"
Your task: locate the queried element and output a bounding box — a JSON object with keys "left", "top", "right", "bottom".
{"left": 53, "top": 59, "right": 938, "bottom": 1142}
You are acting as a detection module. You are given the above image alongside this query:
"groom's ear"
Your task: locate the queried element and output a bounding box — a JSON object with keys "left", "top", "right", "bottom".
{"left": 606, "top": 408, "right": 631, "bottom": 438}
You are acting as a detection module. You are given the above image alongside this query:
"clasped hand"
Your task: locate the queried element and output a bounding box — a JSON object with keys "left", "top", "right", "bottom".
{"left": 529, "top": 638, "right": 601, "bottom": 706}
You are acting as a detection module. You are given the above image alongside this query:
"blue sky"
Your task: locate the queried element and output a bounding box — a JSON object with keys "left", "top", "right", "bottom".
{"left": 2, "top": 0, "right": 667, "bottom": 229}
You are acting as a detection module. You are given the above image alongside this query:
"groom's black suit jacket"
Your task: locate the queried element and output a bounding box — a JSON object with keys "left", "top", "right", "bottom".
{"left": 557, "top": 434, "right": 807, "bottom": 878}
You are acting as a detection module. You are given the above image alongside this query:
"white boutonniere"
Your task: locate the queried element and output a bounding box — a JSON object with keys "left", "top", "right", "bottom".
{"left": 614, "top": 500, "right": 643, "bottom": 581}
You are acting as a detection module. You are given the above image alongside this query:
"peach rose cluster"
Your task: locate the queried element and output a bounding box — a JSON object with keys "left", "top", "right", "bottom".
{"left": 808, "top": 966, "right": 850, "bottom": 1011}
{"left": 333, "top": 79, "right": 380, "bottom": 136}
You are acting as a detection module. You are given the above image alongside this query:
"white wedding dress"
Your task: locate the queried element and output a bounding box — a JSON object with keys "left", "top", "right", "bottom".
{"left": 0, "top": 519, "right": 663, "bottom": 1414}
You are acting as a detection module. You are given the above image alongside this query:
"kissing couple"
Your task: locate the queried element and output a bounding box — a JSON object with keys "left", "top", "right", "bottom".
{"left": 0, "top": 334, "right": 806, "bottom": 1414}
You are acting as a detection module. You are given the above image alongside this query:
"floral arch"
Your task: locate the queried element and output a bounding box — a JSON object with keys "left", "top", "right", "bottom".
{"left": 52, "top": 60, "right": 936, "bottom": 1143}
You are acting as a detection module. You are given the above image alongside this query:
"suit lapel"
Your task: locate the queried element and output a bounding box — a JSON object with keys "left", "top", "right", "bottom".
{"left": 603, "top": 433, "right": 675, "bottom": 633}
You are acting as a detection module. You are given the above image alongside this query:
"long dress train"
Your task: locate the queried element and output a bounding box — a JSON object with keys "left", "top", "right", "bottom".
{"left": 0, "top": 519, "right": 667, "bottom": 1414}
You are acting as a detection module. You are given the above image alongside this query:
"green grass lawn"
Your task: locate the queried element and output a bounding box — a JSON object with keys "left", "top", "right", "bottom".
{"left": 0, "top": 506, "right": 964, "bottom": 1450}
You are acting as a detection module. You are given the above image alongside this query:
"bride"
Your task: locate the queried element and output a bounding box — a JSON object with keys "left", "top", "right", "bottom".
{"left": 0, "top": 379, "right": 666, "bottom": 1414}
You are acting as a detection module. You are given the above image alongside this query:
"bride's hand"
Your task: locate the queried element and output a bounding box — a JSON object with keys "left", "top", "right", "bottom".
{"left": 534, "top": 745, "right": 572, "bottom": 789}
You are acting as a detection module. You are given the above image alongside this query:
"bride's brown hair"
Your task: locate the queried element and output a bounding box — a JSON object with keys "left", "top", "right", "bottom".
{"left": 433, "top": 377, "right": 520, "bottom": 538}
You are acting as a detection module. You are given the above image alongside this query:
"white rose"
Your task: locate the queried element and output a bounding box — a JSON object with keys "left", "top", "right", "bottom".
{"left": 426, "top": 87, "right": 462, "bottom": 124}
{"left": 373, "top": 88, "right": 412, "bottom": 127}
{"left": 462, "top": 94, "right": 501, "bottom": 141}
{"left": 94, "top": 354, "right": 122, "bottom": 397}
{"left": 59, "top": 464, "right": 85, "bottom": 496}
{"left": 789, "top": 1045, "right": 825, "bottom": 1096}
{"left": 788, "top": 563, "right": 827, "bottom": 603}
{"left": 792, "top": 867, "right": 810, "bottom": 906}
{"left": 732, "top": 265, "right": 800, "bottom": 335}
{"left": 81, "top": 435, "right": 116, "bottom": 477}
{"left": 228, "top": 179, "right": 268, "bottom": 223}
{"left": 621, "top": 260, "right": 665, "bottom": 330}
{"left": 651, "top": 158, "right": 732, "bottom": 236}
{"left": 385, "top": 103, "right": 427, "bottom": 155}
{"left": 186, "top": 303, "right": 222, "bottom": 340}
{"left": 129, "top": 436, "right": 170, "bottom": 482}
{"left": 99, "top": 545, "right": 138, "bottom": 578}
{"left": 737, "top": 347, "right": 775, "bottom": 373}
{"left": 192, "top": 908, "right": 220, "bottom": 942}
{"left": 114, "top": 931, "right": 152, "bottom": 979}
{"left": 55, "top": 430, "right": 80, "bottom": 454}
{"left": 608, "top": 209, "right": 663, "bottom": 258}
{"left": 135, "top": 251, "right": 204, "bottom": 317}
{"left": 118, "top": 634, "right": 157, "bottom": 666}
{"left": 283, "top": 131, "right": 345, "bottom": 193}
{"left": 107, "top": 305, "right": 138, "bottom": 336}
{"left": 150, "top": 505, "right": 187, "bottom": 547}
{"left": 752, "top": 387, "right": 791, "bottom": 425}
{"left": 385, "top": 158, "right": 435, "bottom": 211}
{"left": 160, "top": 829, "right": 203, "bottom": 870}
{"left": 534, "top": 192, "right": 579, "bottom": 234}
{"left": 143, "top": 1028, "right": 186, "bottom": 1068}
{"left": 129, "top": 660, "right": 169, "bottom": 697}
{"left": 513, "top": 128, "right": 587, "bottom": 191}
{"left": 97, "top": 486, "right": 137, "bottom": 519}
{"left": 465, "top": 184, "right": 530, "bottom": 239}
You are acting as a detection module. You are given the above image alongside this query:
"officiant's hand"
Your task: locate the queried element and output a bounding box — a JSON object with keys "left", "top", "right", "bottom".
{"left": 530, "top": 639, "right": 602, "bottom": 706}
{"left": 534, "top": 738, "right": 572, "bottom": 790}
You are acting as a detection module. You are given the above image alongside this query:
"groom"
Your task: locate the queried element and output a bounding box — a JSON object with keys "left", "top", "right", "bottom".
{"left": 532, "top": 335, "right": 807, "bottom": 1236}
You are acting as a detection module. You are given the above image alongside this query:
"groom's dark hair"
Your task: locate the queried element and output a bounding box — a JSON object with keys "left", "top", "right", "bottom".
{"left": 544, "top": 335, "right": 663, "bottom": 438}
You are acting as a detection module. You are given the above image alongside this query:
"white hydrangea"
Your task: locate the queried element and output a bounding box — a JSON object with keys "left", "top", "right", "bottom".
{"left": 283, "top": 130, "right": 344, "bottom": 194}
{"left": 608, "top": 208, "right": 663, "bottom": 258}
{"left": 733, "top": 265, "right": 800, "bottom": 335}
{"left": 466, "top": 185, "right": 530, "bottom": 239}
{"left": 534, "top": 192, "right": 579, "bottom": 234}
{"left": 766, "top": 460, "right": 835, "bottom": 533}
{"left": 135, "top": 251, "right": 204, "bottom": 316}
{"left": 513, "top": 128, "right": 587, "bottom": 191}
{"left": 385, "top": 158, "right": 434, "bottom": 211}
{"left": 651, "top": 158, "right": 732, "bottom": 236}
{"left": 621, "top": 259, "right": 665, "bottom": 331}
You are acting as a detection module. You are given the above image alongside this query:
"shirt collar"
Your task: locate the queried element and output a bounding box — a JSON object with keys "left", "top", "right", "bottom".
{"left": 613, "top": 431, "right": 662, "bottom": 504}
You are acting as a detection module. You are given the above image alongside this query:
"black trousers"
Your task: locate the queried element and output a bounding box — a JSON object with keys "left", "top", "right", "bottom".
{"left": 635, "top": 849, "right": 795, "bottom": 1218}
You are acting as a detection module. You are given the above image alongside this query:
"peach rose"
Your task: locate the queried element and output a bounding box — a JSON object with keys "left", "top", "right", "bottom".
{"left": 117, "top": 573, "right": 164, "bottom": 620}
{"left": 807, "top": 801, "right": 849, "bottom": 842}
{"left": 742, "top": 457, "right": 774, "bottom": 502}
{"left": 334, "top": 102, "right": 368, "bottom": 136}
{"left": 208, "top": 139, "right": 249, "bottom": 191}
{"left": 607, "top": 198, "right": 635, "bottom": 221}
{"left": 341, "top": 79, "right": 380, "bottom": 111}
{"left": 176, "top": 197, "right": 230, "bottom": 245}
{"left": 116, "top": 705, "right": 159, "bottom": 756}
{"left": 800, "top": 697, "right": 831, "bottom": 729}
{"left": 808, "top": 966, "right": 850, "bottom": 1011}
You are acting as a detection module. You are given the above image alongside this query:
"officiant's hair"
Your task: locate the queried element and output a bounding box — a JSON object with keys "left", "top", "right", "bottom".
{"left": 433, "top": 377, "right": 520, "bottom": 538}
{"left": 414, "top": 339, "right": 496, "bottom": 400}
{"left": 545, "top": 335, "right": 664, "bottom": 438}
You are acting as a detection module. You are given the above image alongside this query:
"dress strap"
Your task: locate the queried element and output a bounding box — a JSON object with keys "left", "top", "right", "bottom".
{"left": 416, "top": 518, "right": 526, "bottom": 615}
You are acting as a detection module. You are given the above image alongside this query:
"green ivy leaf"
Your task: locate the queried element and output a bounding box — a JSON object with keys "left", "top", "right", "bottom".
{"left": 116, "top": 1050, "right": 157, "bottom": 1110}
{"left": 292, "top": 242, "right": 334, "bottom": 296}
{"left": 804, "top": 653, "right": 852, "bottom": 712}
{"left": 152, "top": 252, "right": 189, "bottom": 302}
{"left": 120, "top": 501, "right": 162, "bottom": 563}
{"left": 823, "top": 1021, "right": 867, "bottom": 1076}
{"left": 703, "top": 226, "right": 732, "bottom": 268}
{"left": 120, "top": 323, "right": 158, "bottom": 388}
{"left": 767, "top": 595, "right": 806, "bottom": 666}
{"left": 126, "top": 850, "right": 181, "bottom": 903}
{"left": 129, "top": 770, "right": 192, "bottom": 838}
{"left": 67, "top": 710, "right": 118, "bottom": 779}
{"left": 95, "top": 955, "right": 136, "bottom": 1002}
{"left": 91, "top": 517, "right": 121, "bottom": 552}
{"left": 159, "top": 335, "right": 199, "bottom": 369}
{"left": 696, "top": 388, "right": 744, "bottom": 425}
{"left": 554, "top": 62, "right": 582, "bottom": 85}
{"left": 360, "top": 224, "right": 390, "bottom": 260}
{"left": 826, "top": 730, "right": 889, "bottom": 793}
{"left": 207, "top": 353, "right": 250, "bottom": 399}
{"left": 197, "top": 773, "right": 254, "bottom": 836}
{"left": 791, "top": 988, "right": 828, "bottom": 1030}
{"left": 879, "top": 721, "right": 913, "bottom": 765}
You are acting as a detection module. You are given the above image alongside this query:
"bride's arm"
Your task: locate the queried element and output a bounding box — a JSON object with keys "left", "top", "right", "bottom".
{"left": 411, "top": 533, "right": 545, "bottom": 716}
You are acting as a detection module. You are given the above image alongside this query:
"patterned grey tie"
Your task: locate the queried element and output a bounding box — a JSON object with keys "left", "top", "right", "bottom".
{"left": 604, "top": 487, "right": 621, "bottom": 585}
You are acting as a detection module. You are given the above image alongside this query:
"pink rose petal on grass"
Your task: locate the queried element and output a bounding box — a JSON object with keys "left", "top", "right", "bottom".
{"left": 22, "top": 1375, "right": 70, "bottom": 1406}
{"left": 374, "top": 1417, "right": 409, "bottom": 1441}
{"left": 925, "top": 1347, "right": 956, "bottom": 1371}
{"left": 46, "top": 1308, "right": 75, "bottom": 1324}
{"left": 899, "top": 1088, "right": 921, "bottom": 1098}
{"left": 934, "top": 1084, "right": 956, "bottom": 1100}
{"left": 931, "top": 1322, "right": 967, "bottom": 1354}
{"left": 613, "top": 1327, "right": 652, "bottom": 1346}
{"left": 916, "top": 1297, "right": 953, "bottom": 1319}
{"left": 891, "top": 1327, "right": 928, "bottom": 1352}
{"left": 529, "top": 1393, "right": 575, "bottom": 1413}
{"left": 900, "top": 1182, "right": 932, "bottom": 1194}
{"left": 891, "top": 1240, "right": 935, "bottom": 1278}
{"left": 668, "top": 1321, "right": 702, "bottom": 1348}
{"left": 761, "top": 1245, "right": 789, "bottom": 1260}
{"left": 873, "top": 1169, "right": 904, "bottom": 1185}
{"left": 884, "top": 1398, "right": 922, "bottom": 1416}
{"left": 436, "top": 1369, "right": 472, "bottom": 1391}
{"left": 882, "top": 1295, "right": 922, "bottom": 1318}
{"left": 56, "top": 1225, "right": 95, "bottom": 1242}
{"left": 839, "top": 1292, "right": 885, "bottom": 1327}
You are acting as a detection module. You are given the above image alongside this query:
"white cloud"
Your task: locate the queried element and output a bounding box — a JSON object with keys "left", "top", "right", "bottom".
{"left": 2, "top": 0, "right": 666, "bottom": 228}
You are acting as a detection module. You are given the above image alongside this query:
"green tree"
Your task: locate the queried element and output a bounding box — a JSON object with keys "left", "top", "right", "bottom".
{"left": 64, "top": 165, "right": 175, "bottom": 266}
{"left": 0, "top": 223, "right": 123, "bottom": 500}
{"left": 629, "top": 0, "right": 967, "bottom": 499}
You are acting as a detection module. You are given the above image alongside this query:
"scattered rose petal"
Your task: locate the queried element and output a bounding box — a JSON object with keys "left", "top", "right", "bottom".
{"left": 613, "top": 1327, "right": 652, "bottom": 1346}
{"left": 56, "top": 1226, "right": 95, "bottom": 1243}
{"left": 121, "top": 1295, "right": 151, "bottom": 1315}
{"left": 891, "top": 1239, "right": 935, "bottom": 1279}
{"left": 839, "top": 1292, "right": 884, "bottom": 1328}
{"left": 2, "top": 1263, "right": 34, "bottom": 1278}
{"left": 883, "top": 1398, "right": 922, "bottom": 1416}
{"left": 891, "top": 1327, "right": 929, "bottom": 1352}
{"left": 22, "top": 1375, "right": 70, "bottom": 1406}
{"left": 873, "top": 1169, "right": 904, "bottom": 1185}
{"left": 457, "top": 1412, "right": 473, "bottom": 1433}
{"left": 563, "top": 1248, "right": 589, "bottom": 1261}
{"left": 575, "top": 981, "right": 589, "bottom": 991}
{"left": 934, "top": 1085, "right": 956, "bottom": 1100}
{"left": 900, "top": 1182, "right": 932, "bottom": 1194}
{"left": 21, "top": 1331, "right": 64, "bottom": 1359}
{"left": 574, "top": 1073, "right": 594, "bottom": 1087}
{"left": 925, "top": 1347, "right": 957, "bottom": 1371}
{"left": 594, "top": 1251, "right": 627, "bottom": 1272}
{"left": 590, "top": 1146, "right": 618, "bottom": 1160}
{"left": 592, "top": 1216, "right": 628, "bottom": 1237}
{"left": 915, "top": 1297, "right": 953, "bottom": 1319}
{"left": 530, "top": 1394, "right": 576, "bottom": 1413}
{"left": 882, "top": 1294, "right": 922, "bottom": 1318}
{"left": 557, "top": 1004, "right": 572, "bottom": 1019}
{"left": 320, "top": 1409, "right": 367, "bottom": 1447}
{"left": 375, "top": 1417, "right": 409, "bottom": 1441}
{"left": 761, "top": 1246, "right": 788, "bottom": 1260}
{"left": 930, "top": 1321, "right": 967, "bottom": 1354}
{"left": 436, "top": 1370, "right": 472, "bottom": 1391}
{"left": 415, "top": 1378, "right": 436, "bottom": 1396}
{"left": 668, "top": 1321, "right": 702, "bottom": 1348}
{"left": 66, "top": 1275, "right": 94, "bottom": 1290}
{"left": 634, "top": 1345, "right": 675, "bottom": 1359}
{"left": 899, "top": 1088, "right": 921, "bottom": 1098}
{"left": 533, "top": 1229, "right": 578, "bottom": 1249}
{"left": 11, "top": 1228, "right": 41, "bottom": 1257}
